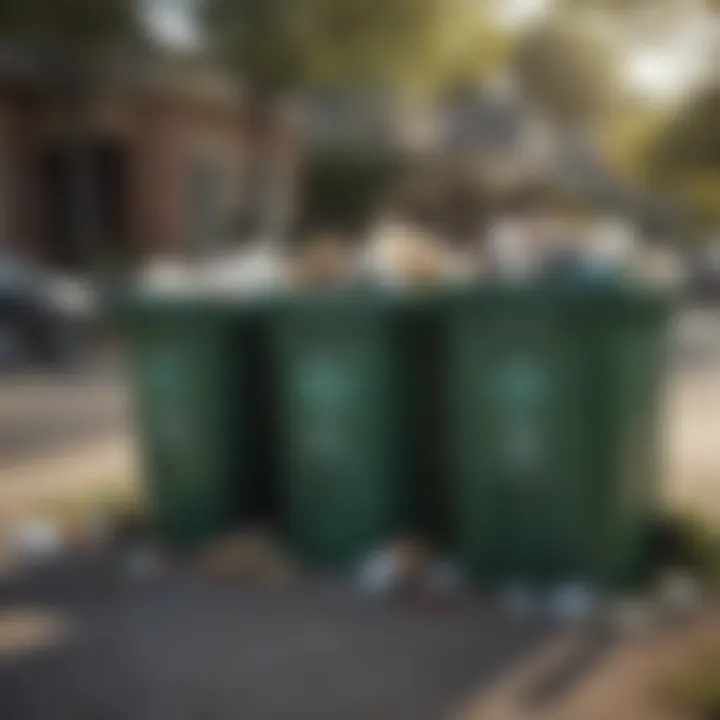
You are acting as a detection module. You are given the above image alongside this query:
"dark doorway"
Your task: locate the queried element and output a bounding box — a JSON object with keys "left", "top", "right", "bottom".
{"left": 40, "top": 138, "right": 130, "bottom": 271}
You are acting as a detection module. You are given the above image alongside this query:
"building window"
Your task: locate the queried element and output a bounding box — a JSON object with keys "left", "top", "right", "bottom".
{"left": 186, "top": 156, "right": 222, "bottom": 258}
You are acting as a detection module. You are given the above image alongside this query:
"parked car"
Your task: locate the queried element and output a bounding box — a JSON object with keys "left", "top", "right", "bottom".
{"left": 0, "top": 250, "right": 97, "bottom": 370}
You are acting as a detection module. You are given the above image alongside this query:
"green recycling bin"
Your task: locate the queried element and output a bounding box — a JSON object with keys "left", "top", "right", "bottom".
{"left": 118, "top": 294, "right": 252, "bottom": 548}
{"left": 270, "top": 290, "right": 411, "bottom": 567}
{"left": 442, "top": 284, "right": 672, "bottom": 588}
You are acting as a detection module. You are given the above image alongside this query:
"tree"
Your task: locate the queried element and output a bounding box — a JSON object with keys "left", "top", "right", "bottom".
{"left": 601, "top": 104, "right": 670, "bottom": 182}
{"left": 436, "top": 20, "right": 515, "bottom": 96}
{"left": 201, "top": 0, "right": 473, "bottom": 101}
{"left": 650, "top": 85, "right": 720, "bottom": 177}
{"left": 511, "top": 20, "right": 616, "bottom": 125}
{"left": 646, "top": 82, "right": 720, "bottom": 233}
{"left": 200, "top": 0, "right": 486, "bottom": 242}
{"left": 0, "top": 0, "right": 143, "bottom": 270}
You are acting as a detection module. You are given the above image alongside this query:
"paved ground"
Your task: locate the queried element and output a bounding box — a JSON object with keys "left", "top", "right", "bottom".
{"left": 0, "top": 555, "right": 715, "bottom": 720}
{"left": 0, "top": 564, "right": 551, "bottom": 720}
{"left": 0, "top": 362, "right": 130, "bottom": 466}
{"left": 0, "top": 307, "right": 716, "bottom": 720}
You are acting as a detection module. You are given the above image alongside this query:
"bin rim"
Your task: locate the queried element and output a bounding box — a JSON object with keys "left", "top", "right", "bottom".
{"left": 108, "top": 277, "right": 678, "bottom": 316}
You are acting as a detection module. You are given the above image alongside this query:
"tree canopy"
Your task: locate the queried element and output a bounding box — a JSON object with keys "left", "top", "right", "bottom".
{"left": 645, "top": 82, "right": 720, "bottom": 231}
{"left": 200, "top": 0, "right": 502, "bottom": 99}
{"left": 0, "top": 0, "right": 142, "bottom": 57}
{"left": 649, "top": 84, "right": 720, "bottom": 177}
{"left": 511, "top": 19, "right": 616, "bottom": 123}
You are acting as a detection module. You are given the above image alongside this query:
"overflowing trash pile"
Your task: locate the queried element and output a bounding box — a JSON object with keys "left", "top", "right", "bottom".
{"left": 134, "top": 214, "right": 684, "bottom": 295}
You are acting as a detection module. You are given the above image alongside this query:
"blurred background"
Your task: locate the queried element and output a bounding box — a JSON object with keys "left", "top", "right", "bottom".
{"left": 0, "top": 1, "right": 718, "bottom": 718}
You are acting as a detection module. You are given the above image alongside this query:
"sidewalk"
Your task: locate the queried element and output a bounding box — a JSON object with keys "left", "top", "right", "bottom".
{"left": 0, "top": 366, "right": 137, "bottom": 529}
{"left": 0, "top": 435, "right": 137, "bottom": 529}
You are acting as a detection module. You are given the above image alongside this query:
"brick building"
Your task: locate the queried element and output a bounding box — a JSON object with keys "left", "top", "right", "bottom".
{"left": 0, "top": 45, "right": 247, "bottom": 270}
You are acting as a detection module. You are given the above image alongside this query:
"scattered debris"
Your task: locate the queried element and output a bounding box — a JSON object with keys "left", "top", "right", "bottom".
{"left": 121, "top": 543, "right": 166, "bottom": 581}
{"left": 487, "top": 218, "right": 539, "bottom": 279}
{"left": 547, "top": 582, "right": 599, "bottom": 624}
{"left": 0, "top": 608, "right": 74, "bottom": 657}
{"left": 355, "top": 538, "right": 432, "bottom": 596}
{"left": 197, "top": 530, "right": 297, "bottom": 587}
{"left": 500, "top": 581, "right": 539, "bottom": 619}
{"left": 8, "top": 520, "right": 64, "bottom": 564}
{"left": 61, "top": 514, "right": 109, "bottom": 556}
{"left": 404, "top": 558, "right": 466, "bottom": 614}
{"left": 586, "top": 218, "right": 638, "bottom": 271}
{"left": 636, "top": 245, "right": 685, "bottom": 287}
{"left": 361, "top": 220, "right": 463, "bottom": 286}
{"left": 425, "top": 558, "right": 465, "bottom": 595}
{"left": 137, "top": 259, "right": 193, "bottom": 293}
{"left": 610, "top": 598, "right": 657, "bottom": 637}
{"left": 656, "top": 569, "right": 703, "bottom": 620}
{"left": 288, "top": 234, "right": 357, "bottom": 287}
{"left": 356, "top": 547, "right": 405, "bottom": 596}
{"left": 199, "top": 245, "right": 288, "bottom": 294}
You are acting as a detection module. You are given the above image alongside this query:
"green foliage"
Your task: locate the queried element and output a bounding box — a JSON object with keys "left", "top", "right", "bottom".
{"left": 298, "top": 151, "right": 404, "bottom": 235}
{"left": 669, "top": 173, "right": 720, "bottom": 232}
{"left": 642, "top": 84, "right": 720, "bottom": 231}
{"left": 439, "top": 22, "right": 515, "bottom": 94}
{"left": 200, "top": 0, "right": 488, "bottom": 99}
{"left": 0, "top": 0, "right": 141, "bottom": 55}
{"left": 602, "top": 105, "right": 671, "bottom": 183}
{"left": 601, "top": 83, "right": 720, "bottom": 236}
{"left": 512, "top": 20, "right": 616, "bottom": 123}
{"left": 649, "top": 84, "right": 720, "bottom": 178}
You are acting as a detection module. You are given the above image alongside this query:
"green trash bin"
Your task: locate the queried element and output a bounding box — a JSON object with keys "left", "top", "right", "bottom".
{"left": 270, "top": 290, "right": 412, "bottom": 567}
{"left": 118, "top": 294, "right": 256, "bottom": 548}
{"left": 442, "top": 283, "right": 672, "bottom": 588}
